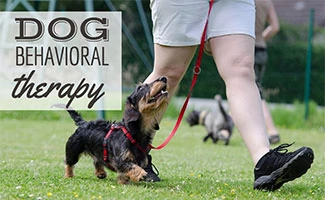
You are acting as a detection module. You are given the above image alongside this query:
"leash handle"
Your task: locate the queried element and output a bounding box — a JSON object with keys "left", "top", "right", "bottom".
{"left": 150, "top": 0, "right": 214, "bottom": 150}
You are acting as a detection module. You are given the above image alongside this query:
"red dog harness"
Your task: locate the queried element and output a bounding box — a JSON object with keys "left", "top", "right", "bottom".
{"left": 103, "top": 124, "right": 149, "bottom": 163}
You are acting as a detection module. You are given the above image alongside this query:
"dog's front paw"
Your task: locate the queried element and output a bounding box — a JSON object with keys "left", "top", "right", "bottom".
{"left": 95, "top": 168, "right": 107, "bottom": 179}
{"left": 95, "top": 171, "right": 107, "bottom": 179}
{"left": 126, "top": 166, "right": 147, "bottom": 182}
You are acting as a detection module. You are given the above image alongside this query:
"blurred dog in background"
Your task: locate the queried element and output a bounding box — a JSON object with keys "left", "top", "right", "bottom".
{"left": 186, "top": 95, "right": 234, "bottom": 145}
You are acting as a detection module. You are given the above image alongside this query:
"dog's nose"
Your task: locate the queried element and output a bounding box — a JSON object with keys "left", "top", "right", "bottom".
{"left": 159, "top": 77, "right": 167, "bottom": 83}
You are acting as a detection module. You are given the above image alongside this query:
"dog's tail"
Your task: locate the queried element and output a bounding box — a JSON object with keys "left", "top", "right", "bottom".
{"left": 51, "top": 104, "right": 85, "bottom": 126}
{"left": 66, "top": 110, "right": 85, "bottom": 126}
{"left": 215, "top": 95, "right": 229, "bottom": 122}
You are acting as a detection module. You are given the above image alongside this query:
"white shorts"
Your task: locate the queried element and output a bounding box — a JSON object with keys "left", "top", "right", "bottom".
{"left": 150, "top": 0, "right": 255, "bottom": 46}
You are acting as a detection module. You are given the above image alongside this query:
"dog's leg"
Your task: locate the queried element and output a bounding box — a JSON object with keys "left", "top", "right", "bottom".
{"left": 214, "top": 129, "right": 225, "bottom": 144}
{"left": 224, "top": 128, "right": 232, "bottom": 146}
{"left": 64, "top": 165, "right": 74, "bottom": 178}
{"left": 93, "top": 160, "right": 107, "bottom": 179}
{"left": 113, "top": 150, "right": 147, "bottom": 184}
{"left": 64, "top": 134, "right": 85, "bottom": 178}
{"left": 203, "top": 133, "right": 212, "bottom": 142}
{"left": 124, "top": 164, "right": 147, "bottom": 182}
{"left": 116, "top": 165, "right": 147, "bottom": 184}
{"left": 212, "top": 132, "right": 219, "bottom": 144}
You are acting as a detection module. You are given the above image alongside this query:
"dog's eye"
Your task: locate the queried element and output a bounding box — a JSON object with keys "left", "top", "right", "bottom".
{"left": 137, "top": 86, "right": 143, "bottom": 91}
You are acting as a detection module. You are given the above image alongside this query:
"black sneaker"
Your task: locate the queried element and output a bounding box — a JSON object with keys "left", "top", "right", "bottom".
{"left": 254, "top": 143, "right": 314, "bottom": 191}
{"left": 143, "top": 154, "right": 161, "bottom": 182}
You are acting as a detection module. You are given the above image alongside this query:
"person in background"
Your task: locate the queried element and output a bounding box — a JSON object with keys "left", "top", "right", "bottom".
{"left": 255, "top": 0, "right": 281, "bottom": 144}
{"left": 142, "top": 0, "right": 314, "bottom": 191}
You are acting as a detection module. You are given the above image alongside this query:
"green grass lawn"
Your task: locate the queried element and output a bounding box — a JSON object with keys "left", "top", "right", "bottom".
{"left": 0, "top": 116, "right": 324, "bottom": 200}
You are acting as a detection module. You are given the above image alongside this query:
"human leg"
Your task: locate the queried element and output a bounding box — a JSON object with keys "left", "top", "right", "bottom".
{"left": 143, "top": 44, "right": 197, "bottom": 181}
{"left": 262, "top": 100, "right": 280, "bottom": 144}
{"left": 209, "top": 35, "right": 270, "bottom": 164}
{"left": 254, "top": 50, "right": 279, "bottom": 143}
{"left": 144, "top": 0, "right": 207, "bottom": 182}
{"left": 144, "top": 44, "right": 197, "bottom": 97}
{"left": 210, "top": 34, "right": 313, "bottom": 190}
{"left": 144, "top": 44, "right": 197, "bottom": 122}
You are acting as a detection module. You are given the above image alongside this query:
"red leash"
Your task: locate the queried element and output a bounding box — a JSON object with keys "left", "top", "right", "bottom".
{"left": 150, "top": 0, "right": 214, "bottom": 150}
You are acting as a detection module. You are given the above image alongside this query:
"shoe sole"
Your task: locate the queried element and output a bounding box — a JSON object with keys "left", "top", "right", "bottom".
{"left": 254, "top": 147, "right": 314, "bottom": 191}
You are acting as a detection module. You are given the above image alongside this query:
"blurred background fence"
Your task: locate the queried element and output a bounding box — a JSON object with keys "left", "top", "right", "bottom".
{"left": 1, "top": 0, "right": 324, "bottom": 106}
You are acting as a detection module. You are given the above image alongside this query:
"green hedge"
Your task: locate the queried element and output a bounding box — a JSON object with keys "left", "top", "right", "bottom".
{"left": 264, "top": 43, "right": 324, "bottom": 105}
{"left": 177, "top": 43, "right": 324, "bottom": 106}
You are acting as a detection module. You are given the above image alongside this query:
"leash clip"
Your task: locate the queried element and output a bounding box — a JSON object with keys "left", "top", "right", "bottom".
{"left": 193, "top": 65, "right": 201, "bottom": 74}
{"left": 111, "top": 124, "right": 119, "bottom": 129}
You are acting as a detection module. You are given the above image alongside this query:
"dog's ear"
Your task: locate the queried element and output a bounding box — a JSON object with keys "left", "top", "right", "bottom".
{"left": 123, "top": 97, "right": 140, "bottom": 123}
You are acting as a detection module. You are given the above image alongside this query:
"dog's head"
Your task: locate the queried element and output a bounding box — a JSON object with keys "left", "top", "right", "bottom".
{"left": 186, "top": 110, "right": 201, "bottom": 126}
{"left": 123, "top": 77, "right": 169, "bottom": 133}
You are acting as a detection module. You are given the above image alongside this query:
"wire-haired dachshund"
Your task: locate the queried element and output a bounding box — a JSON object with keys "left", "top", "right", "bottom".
{"left": 63, "top": 77, "right": 168, "bottom": 184}
{"left": 186, "top": 95, "right": 234, "bottom": 145}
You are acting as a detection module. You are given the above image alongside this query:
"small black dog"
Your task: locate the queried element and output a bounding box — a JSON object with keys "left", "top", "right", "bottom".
{"left": 63, "top": 77, "right": 168, "bottom": 184}
{"left": 186, "top": 95, "right": 234, "bottom": 145}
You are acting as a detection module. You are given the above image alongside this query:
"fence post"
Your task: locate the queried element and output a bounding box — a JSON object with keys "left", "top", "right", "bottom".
{"left": 304, "top": 8, "right": 314, "bottom": 120}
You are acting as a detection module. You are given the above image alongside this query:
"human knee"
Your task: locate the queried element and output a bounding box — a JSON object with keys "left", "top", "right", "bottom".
{"left": 236, "top": 54, "right": 254, "bottom": 76}
{"left": 224, "top": 55, "right": 255, "bottom": 81}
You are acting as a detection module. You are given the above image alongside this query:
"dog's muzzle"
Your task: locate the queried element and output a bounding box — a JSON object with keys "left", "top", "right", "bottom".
{"left": 148, "top": 77, "right": 168, "bottom": 103}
